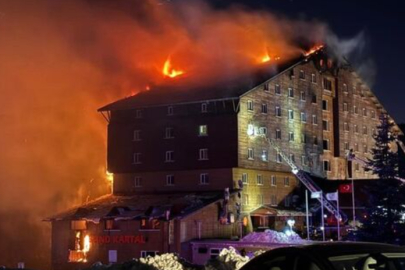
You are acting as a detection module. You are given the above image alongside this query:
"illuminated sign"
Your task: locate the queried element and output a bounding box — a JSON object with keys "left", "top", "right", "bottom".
{"left": 90, "top": 235, "right": 146, "bottom": 244}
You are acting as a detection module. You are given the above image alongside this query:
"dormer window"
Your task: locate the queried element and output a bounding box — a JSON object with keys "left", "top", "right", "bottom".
{"left": 201, "top": 103, "right": 208, "bottom": 113}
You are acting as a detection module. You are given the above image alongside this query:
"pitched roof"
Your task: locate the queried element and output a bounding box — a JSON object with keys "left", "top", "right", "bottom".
{"left": 98, "top": 56, "right": 305, "bottom": 111}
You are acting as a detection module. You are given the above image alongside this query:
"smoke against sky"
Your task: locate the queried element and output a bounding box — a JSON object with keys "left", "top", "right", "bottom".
{"left": 0, "top": 0, "right": 370, "bottom": 268}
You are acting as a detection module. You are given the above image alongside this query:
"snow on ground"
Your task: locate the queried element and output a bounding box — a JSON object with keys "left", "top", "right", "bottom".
{"left": 241, "top": 229, "right": 306, "bottom": 243}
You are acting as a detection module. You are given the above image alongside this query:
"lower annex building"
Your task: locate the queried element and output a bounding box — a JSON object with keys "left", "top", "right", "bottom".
{"left": 46, "top": 48, "right": 403, "bottom": 269}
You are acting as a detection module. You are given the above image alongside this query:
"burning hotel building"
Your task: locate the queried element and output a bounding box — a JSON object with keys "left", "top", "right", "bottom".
{"left": 46, "top": 48, "right": 403, "bottom": 269}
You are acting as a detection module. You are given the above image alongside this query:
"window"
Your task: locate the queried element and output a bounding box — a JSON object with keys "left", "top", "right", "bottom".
{"left": 257, "top": 194, "right": 263, "bottom": 205}
{"left": 301, "top": 155, "right": 308, "bottom": 166}
{"left": 257, "top": 175, "right": 263, "bottom": 185}
{"left": 323, "top": 160, "right": 331, "bottom": 172}
{"left": 353, "top": 105, "right": 358, "bottom": 114}
{"left": 199, "top": 148, "right": 209, "bottom": 160}
{"left": 343, "top": 83, "right": 348, "bottom": 93}
{"left": 371, "top": 110, "right": 376, "bottom": 119}
{"left": 288, "top": 109, "right": 294, "bottom": 120}
{"left": 275, "top": 129, "right": 281, "bottom": 140}
{"left": 141, "top": 251, "right": 158, "bottom": 258}
{"left": 105, "top": 219, "right": 117, "bottom": 230}
{"left": 312, "top": 114, "right": 318, "bottom": 125}
{"left": 271, "top": 195, "right": 277, "bottom": 206}
{"left": 248, "top": 148, "right": 254, "bottom": 160}
{"left": 243, "top": 194, "right": 249, "bottom": 205}
{"left": 201, "top": 103, "right": 208, "bottom": 113}
{"left": 311, "top": 73, "right": 316, "bottom": 83}
{"left": 355, "top": 143, "right": 359, "bottom": 152}
{"left": 299, "top": 70, "right": 305, "bottom": 80}
{"left": 140, "top": 219, "right": 160, "bottom": 230}
{"left": 261, "top": 103, "right": 268, "bottom": 114}
{"left": 313, "top": 136, "right": 318, "bottom": 146}
{"left": 363, "top": 144, "right": 368, "bottom": 153}
{"left": 301, "top": 134, "right": 307, "bottom": 144}
{"left": 322, "top": 100, "right": 328, "bottom": 111}
{"left": 209, "top": 249, "right": 220, "bottom": 259}
{"left": 134, "top": 176, "right": 142, "bottom": 187}
{"left": 288, "top": 132, "right": 294, "bottom": 142}
{"left": 322, "top": 120, "right": 329, "bottom": 131}
{"left": 271, "top": 176, "right": 276, "bottom": 186}
{"left": 242, "top": 173, "right": 249, "bottom": 184}
{"left": 261, "top": 150, "right": 268, "bottom": 161}
{"left": 354, "top": 125, "right": 359, "bottom": 134}
{"left": 312, "top": 94, "right": 317, "bottom": 104}
{"left": 363, "top": 108, "right": 367, "bottom": 117}
{"left": 344, "top": 142, "right": 349, "bottom": 151}
{"left": 71, "top": 220, "right": 87, "bottom": 230}
{"left": 275, "top": 106, "right": 281, "bottom": 117}
{"left": 109, "top": 250, "right": 118, "bottom": 263}
{"left": 276, "top": 152, "right": 282, "bottom": 163}
{"left": 288, "top": 87, "right": 294, "bottom": 98}
{"left": 259, "top": 127, "right": 267, "bottom": 135}
{"left": 247, "top": 100, "right": 253, "bottom": 111}
{"left": 343, "top": 103, "right": 348, "bottom": 112}
{"left": 355, "top": 163, "right": 360, "bottom": 171}
{"left": 275, "top": 84, "right": 281, "bottom": 95}
{"left": 284, "top": 196, "right": 291, "bottom": 207}
{"left": 300, "top": 112, "right": 307, "bottom": 123}
{"left": 263, "top": 82, "right": 269, "bottom": 91}
{"left": 289, "top": 69, "right": 295, "bottom": 77}
{"left": 165, "top": 151, "right": 174, "bottom": 162}
{"left": 166, "top": 175, "right": 174, "bottom": 186}
{"left": 136, "top": 109, "right": 143, "bottom": 118}
{"left": 167, "top": 106, "right": 174, "bottom": 116}
{"left": 165, "top": 127, "right": 174, "bottom": 139}
{"left": 133, "top": 153, "right": 141, "bottom": 164}
{"left": 323, "top": 78, "right": 332, "bottom": 90}
{"left": 344, "top": 122, "right": 349, "bottom": 132}
{"left": 200, "top": 173, "right": 209, "bottom": 185}
{"left": 323, "top": 139, "right": 330, "bottom": 150}
{"left": 363, "top": 126, "right": 368, "bottom": 135}
{"left": 300, "top": 91, "right": 306, "bottom": 101}
{"left": 289, "top": 154, "right": 295, "bottom": 163}
{"left": 133, "top": 130, "right": 141, "bottom": 141}
{"left": 199, "top": 125, "right": 208, "bottom": 136}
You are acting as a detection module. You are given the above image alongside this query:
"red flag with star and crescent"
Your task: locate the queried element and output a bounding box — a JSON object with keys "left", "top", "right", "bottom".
{"left": 339, "top": 183, "right": 352, "bottom": 193}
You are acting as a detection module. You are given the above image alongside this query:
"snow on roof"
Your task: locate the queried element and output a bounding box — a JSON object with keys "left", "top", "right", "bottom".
{"left": 250, "top": 205, "right": 310, "bottom": 217}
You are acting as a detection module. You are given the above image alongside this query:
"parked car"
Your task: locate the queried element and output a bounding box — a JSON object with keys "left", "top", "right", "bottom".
{"left": 240, "top": 242, "right": 405, "bottom": 270}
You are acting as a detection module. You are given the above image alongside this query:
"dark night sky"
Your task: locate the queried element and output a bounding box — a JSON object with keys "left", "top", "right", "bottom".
{"left": 209, "top": 0, "right": 405, "bottom": 123}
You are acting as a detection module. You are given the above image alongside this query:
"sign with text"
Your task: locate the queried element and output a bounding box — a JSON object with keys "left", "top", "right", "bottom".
{"left": 90, "top": 235, "right": 146, "bottom": 244}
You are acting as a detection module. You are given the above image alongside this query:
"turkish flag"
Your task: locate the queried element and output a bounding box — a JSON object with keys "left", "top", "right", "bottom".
{"left": 339, "top": 184, "right": 352, "bottom": 193}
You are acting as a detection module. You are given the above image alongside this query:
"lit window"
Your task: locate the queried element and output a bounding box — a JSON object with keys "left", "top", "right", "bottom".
{"left": 261, "top": 103, "right": 268, "bottom": 114}
{"left": 242, "top": 173, "right": 248, "bottom": 184}
{"left": 343, "top": 103, "right": 348, "bottom": 112}
{"left": 323, "top": 160, "right": 331, "bottom": 172}
{"left": 300, "top": 112, "right": 307, "bottom": 123}
{"left": 248, "top": 148, "right": 254, "bottom": 160}
{"left": 200, "top": 173, "right": 209, "bottom": 185}
{"left": 134, "top": 176, "right": 142, "bottom": 187}
{"left": 199, "top": 148, "right": 209, "bottom": 160}
{"left": 275, "top": 129, "right": 281, "bottom": 140}
{"left": 299, "top": 70, "right": 305, "bottom": 80}
{"left": 262, "top": 150, "right": 268, "bottom": 161}
{"left": 322, "top": 100, "right": 328, "bottom": 111}
{"left": 271, "top": 176, "right": 276, "bottom": 186}
{"left": 275, "top": 84, "right": 281, "bottom": 95}
{"left": 165, "top": 151, "right": 174, "bottom": 162}
{"left": 199, "top": 125, "right": 208, "bottom": 136}
{"left": 271, "top": 195, "right": 277, "bottom": 206}
{"left": 322, "top": 120, "right": 329, "bottom": 131}
{"left": 276, "top": 152, "right": 282, "bottom": 163}
{"left": 133, "top": 153, "right": 141, "bottom": 164}
{"left": 288, "top": 132, "right": 294, "bottom": 142}
{"left": 136, "top": 109, "right": 143, "bottom": 118}
{"left": 323, "top": 78, "right": 332, "bottom": 91}
{"left": 284, "top": 177, "right": 290, "bottom": 187}
{"left": 300, "top": 91, "right": 306, "bottom": 101}
{"left": 312, "top": 114, "right": 318, "bottom": 125}
{"left": 201, "top": 103, "right": 208, "bottom": 113}
{"left": 288, "top": 87, "right": 294, "bottom": 98}
{"left": 166, "top": 175, "right": 175, "bottom": 186}
{"left": 311, "top": 73, "right": 316, "bottom": 83}
{"left": 109, "top": 250, "right": 118, "bottom": 263}
{"left": 323, "top": 139, "right": 330, "bottom": 150}
{"left": 105, "top": 219, "right": 116, "bottom": 230}
{"left": 133, "top": 130, "right": 141, "bottom": 141}
{"left": 167, "top": 106, "right": 174, "bottom": 116}
{"left": 165, "top": 127, "right": 174, "bottom": 139}
{"left": 247, "top": 100, "right": 253, "bottom": 111}
{"left": 257, "top": 175, "right": 263, "bottom": 185}
{"left": 275, "top": 106, "right": 281, "bottom": 117}
{"left": 288, "top": 109, "right": 294, "bottom": 120}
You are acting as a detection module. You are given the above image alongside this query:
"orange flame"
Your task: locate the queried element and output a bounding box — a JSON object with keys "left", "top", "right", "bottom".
{"left": 83, "top": 235, "right": 90, "bottom": 253}
{"left": 162, "top": 57, "right": 184, "bottom": 78}
{"left": 304, "top": 44, "right": 324, "bottom": 56}
{"left": 261, "top": 54, "right": 271, "bottom": 63}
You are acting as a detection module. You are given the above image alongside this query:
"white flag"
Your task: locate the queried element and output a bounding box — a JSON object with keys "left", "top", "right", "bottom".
{"left": 326, "top": 191, "right": 338, "bottom": 201}
{"left": 311, "top": 191, "right": 322, "bottom": 199}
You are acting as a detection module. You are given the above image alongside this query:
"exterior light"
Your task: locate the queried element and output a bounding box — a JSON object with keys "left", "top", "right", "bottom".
{"left": 247, "top": 124, "right": 255, "bottom": 136}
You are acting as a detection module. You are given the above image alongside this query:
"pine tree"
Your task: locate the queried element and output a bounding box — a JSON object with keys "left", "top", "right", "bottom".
{"left": 357, "top": 114, "right": 405, "bottom": 244}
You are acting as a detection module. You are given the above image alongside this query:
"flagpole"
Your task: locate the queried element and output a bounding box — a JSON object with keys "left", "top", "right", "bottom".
{"left": 337, "top": 190, "right": 340, "bottom": 241}
{"left": 306, "top": 190, "right": 310, "bottom": 240}
{"left": 321, "top": 192, "right": 325, "bottom": 241}
{"left": 352, "top": 178, "right": 356, "bottom": 229}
